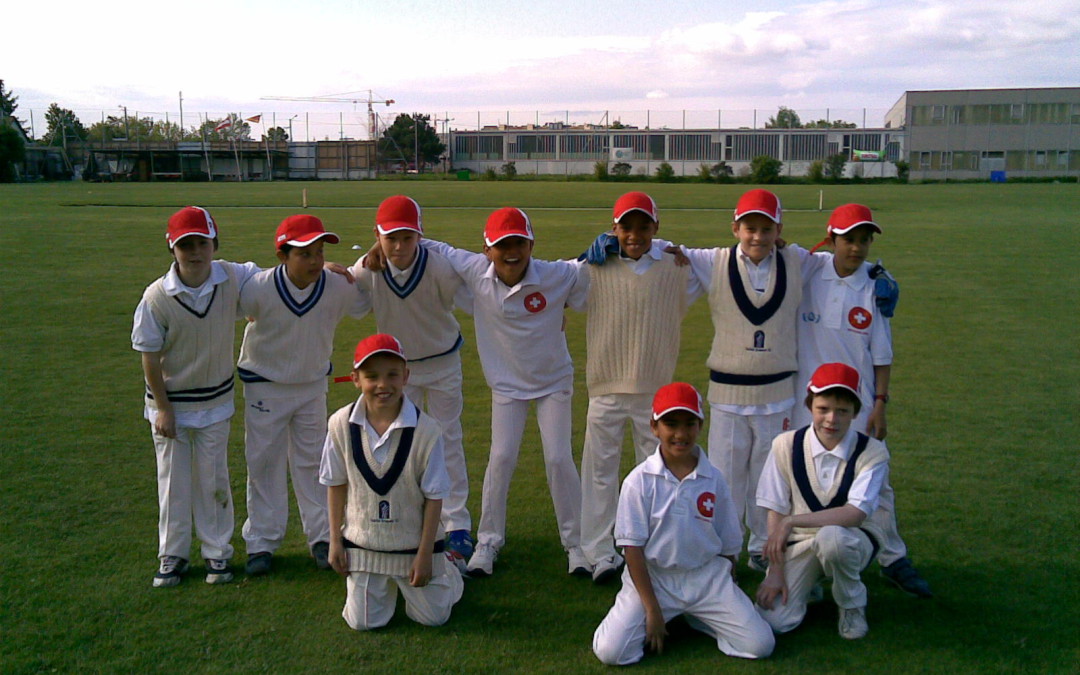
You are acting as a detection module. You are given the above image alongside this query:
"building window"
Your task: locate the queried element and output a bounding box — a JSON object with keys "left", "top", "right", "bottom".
{"left": 1034, "top": 151, "right": 1047, "bottom": 167}
{"left": 932, "top": 105, "right": 946, "bottom": 121}
{"left": 952, "top": 106, "right": 965, "bottom": 124}
{"left": 1010, "top": 104, "right": 1024, "bottom": 120}
{"left": 1058, "top": 151, "right": 1070, "bottom": 168}
{"left": 939, "top": 152, "right": 952, "bottom": 170}
{"left": 919, "top": 152, "right": 931, "bottom": 169}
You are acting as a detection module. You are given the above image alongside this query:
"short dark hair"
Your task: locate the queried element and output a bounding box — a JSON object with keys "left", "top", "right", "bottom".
{"left": 804, "top": 387, "right": 862, "bottom": 416}
{"left": 278, "top": 243, "right": 294, "bottom": 255}
{"left": 170, "top": 236, "right": 219, "bottom": 253}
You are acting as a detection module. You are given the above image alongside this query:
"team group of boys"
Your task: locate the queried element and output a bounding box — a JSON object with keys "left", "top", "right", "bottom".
{"left": 133, "top": 187, "right": 931, "bottom": 662}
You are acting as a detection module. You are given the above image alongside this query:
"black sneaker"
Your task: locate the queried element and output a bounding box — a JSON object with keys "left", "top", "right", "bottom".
{"left": 205, "top": 559, "right": 234, "bottom": 585}
{"left": 881, "top": 557, "right": 932, "bottom": 598}
{"left": 311, "top": 541, "right": 332, "bottom": 570}
{"left": 246, "top": 552, "right": 273, "bottom": 576}
{"left": 153, "top": 556, "right": 189, "bottom": 588}
{"left": 748, "top": 553, "right": 769, "bottom": 573}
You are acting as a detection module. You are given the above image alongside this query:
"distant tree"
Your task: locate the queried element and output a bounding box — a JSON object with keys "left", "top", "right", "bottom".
{"left": 264, "top": 126, "right": 289, "bottom": 141}
{"left": 1, "top": 80, "right": 21, "bottom": 123}
{"left": 749, "top": 155, "right": 783, "bottom": 184}
{"left": 87, "top": 115, "right": 183, "bottom": 143}
{"left": 611, "top": 162, "right": 632, "bottom": 177}
{"left": 894, "top": 159, "right": 910, "bottom": 183}
{"left": 807, "top": 159, "right": 826, "bottom": 183}
{"left": 655, "top": 162, "right": 676, "bottom": 182}
{"left": 710, "top": 161, "right": 734, "bottom": 183}
{"left": 765, "top": 106, "right": 802, "bottom": 129}
{"left": 594, "top": 160, "right": 609, "bottom": 181}
{"left": 41, "top": 104, "right": 88, "bottom": 146}
{"left": 824, "top": 153, "right": 847, "bottom": 180}
{"left": 609, "top": 119, "right": 627, "bottom": 129}
{"left": 500, "top": 161, "right": 517, "bottom": 180}
{"left": 379, "top": 113, "right": 445, "bottom": 169}
{"left": 0, "top": 124, "right": 25, "bottom": 182}
{"left": 803, "top": 119, "right": 857, "bottom": 129}
{"left": 195, "top": 115, "right": 251, "bottom": 141}
{"left": 697, "top": 163, "right": 712, "bottom": 182}
{"left": 483, "top": 167, "right": 498, "bottom": 181}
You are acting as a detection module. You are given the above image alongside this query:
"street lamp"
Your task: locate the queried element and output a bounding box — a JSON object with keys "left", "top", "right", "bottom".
{"left": 288, "top": 115, "right": 298, "bottom": 142}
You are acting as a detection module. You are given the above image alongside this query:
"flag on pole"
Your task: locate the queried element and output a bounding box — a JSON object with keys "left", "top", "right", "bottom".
{"left": 214, "top": 118, "right": 233, "bottom": 132}
{"left": 245, "top": 114, "right": 262, "bottom": 124}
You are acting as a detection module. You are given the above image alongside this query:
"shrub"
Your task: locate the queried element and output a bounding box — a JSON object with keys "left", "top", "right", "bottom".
{"left": 593, "top": 161, "right": 609, "bottom": 181}
{"left": 749, "top": 155, "right": 782, "bottom": 184}
{"left": 611, "top": 162, "right": 632, "bottom": 178}
{"left": 500, "top": 161, "right": 517, "bottom": 180}
{"left": 894, "top": 159, "right": 910, "bottom": 183}
{"left": 655, "top": 162, "right": 676, "bottom": 182}
{"left": 483, "top": 167, "right": 497, "bottom": 181}
{"left": 697, "top": 163, "right": 712, "bottom": 182}
{"left": 711, "top": 161, "right": 734, "bottom": 183}
{"left": 825, "top": 153, "right": 847, "bottom": 181}
{"left": 807, "top": 159, "right": 825, "bottom": 183}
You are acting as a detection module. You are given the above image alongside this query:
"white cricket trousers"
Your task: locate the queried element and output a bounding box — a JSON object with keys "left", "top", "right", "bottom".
{"left": 241, "top": 386, "right": 329, "bottom": 554}
{"left": 476, "top": 389, "right": 582, "bottom": 551}
{"left": 343, "top": 566, "right": 464, "bottom": 630}
{"left": 792, "top": 408, "right": 908, "bottom": 565}
{"left": 593, "top": 556, "right": 775, "bottom": 665}
{"left": 153, "top": 418, "right": 234, "bottom": 561}
{"left": 405, "top": 355, "right": 470, "bottom": 533}
{"left": 756, "top": 525, "right": 876, "bottom": 633}
{"left": 580, "top": 393, "right": 655, "bottom": 566}
{"left": 707, "top": 405, "right": 791, "bottom": 556}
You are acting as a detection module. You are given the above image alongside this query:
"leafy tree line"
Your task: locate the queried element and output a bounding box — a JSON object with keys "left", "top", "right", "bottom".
{"left": 765, "top": 106, "right": 857, "bottom": 129}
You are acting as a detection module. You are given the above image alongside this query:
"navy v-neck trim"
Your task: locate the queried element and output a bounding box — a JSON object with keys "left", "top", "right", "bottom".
{"left": 274, "top": 265, "right": 325, "bottom": 317}
{"left": 381, "top": 245, "right": 428, "bottom": 299}
{"left": 727, "top": 245, "right": 786, "bottom": 326}
{"left": 171, "top": 284, "right": 218, "bottom": 318}
{"left": 348, "top": 402, "right": 416, "bottom": 497}
{"left": 791, "top": 427, "right": 871, "bottom": 512}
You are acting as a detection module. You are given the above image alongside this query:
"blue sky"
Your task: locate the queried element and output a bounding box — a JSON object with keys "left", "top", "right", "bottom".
{"left": 7, "top": 0, "right": 1079, "bottom": 132}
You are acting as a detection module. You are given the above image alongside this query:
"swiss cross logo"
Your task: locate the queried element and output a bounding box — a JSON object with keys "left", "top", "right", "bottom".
{"left": 524, "top": 292, "right": 547, "bottom": 313}
{"left": 848, "top": 306, "right": 872, "bottom": 330}
{"left": 697, "top": 491, "right": 715, "bottom": 518}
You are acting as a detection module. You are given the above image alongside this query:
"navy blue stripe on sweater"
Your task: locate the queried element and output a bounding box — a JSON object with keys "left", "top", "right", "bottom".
{"left": 381, "top": 245, "right": 428, "bottom": 299}
{"left": 274, "top": 265, "right": 326, "bottom": 317}
{"left": 726, "top": 244, "right": 787, "bottom": 326}
{"left": 348, "top": 402, "right": 416, "bottom": 497}
{"left": 791, "top": 426, "right": 871, "bottom": 512}
{"left": 148, "top": 374, "right": 234, "bottom": 403}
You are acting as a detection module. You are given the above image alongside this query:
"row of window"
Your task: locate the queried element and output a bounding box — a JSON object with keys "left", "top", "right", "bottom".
{"left": 911, "top": 102, "right": 1080, "bottom": 126}
{"left": 454, "top": 132, "right": 893, "bottom": 162}
{"left": 915, "top": 150, "right": 1079, "bottom": 171}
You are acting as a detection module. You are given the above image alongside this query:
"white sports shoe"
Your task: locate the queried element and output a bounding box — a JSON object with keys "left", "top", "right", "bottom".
{"left": 153, "top": 556, "right": 189, "bottom": 588}
{"left": 839, "top": 606, "right": 869, "bottom": 640}
{"left": 591, "top": 554, "right": 624, "bottom": 583}
{"left": 567, "top": 546, "right": 591, "bottom": 576}
{"left": 467, "top": 544, "right": 498, "bottom": 577}
{"left": 205, "top": 559, "right": 234, "bottom": 585}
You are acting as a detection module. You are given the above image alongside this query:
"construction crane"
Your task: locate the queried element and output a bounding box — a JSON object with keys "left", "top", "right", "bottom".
{"left": 260, "top": 90, "right": 394, "bottom": 140}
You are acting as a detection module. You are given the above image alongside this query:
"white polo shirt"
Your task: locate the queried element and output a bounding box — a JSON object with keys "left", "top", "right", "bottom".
{"left": 319, "top": 397, "right": 449, "bottom": 500}
{"left": 614, "top": 447, "right": 741, "bottom": 570}
{"left": 795, "top": 256, "right": 892, "bottom": 425}
{"left": 421, "top": 239, "right": 589, "bottom": 399}
{"left": 756, "top": 427, "right": 888, "bottom": 517}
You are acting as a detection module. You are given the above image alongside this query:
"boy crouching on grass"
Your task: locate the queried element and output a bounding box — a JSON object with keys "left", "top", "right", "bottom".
{"left": 755, "top": 363, "right": 889, "bottom": 640}
{"left": 320, "top": 334, "right": 463, "bottom": 631}
{"left": 593, "top": 383, "right": 774, "bottom": 665}
{"left": 133, "top": 206, "right": 260, "bottom": 588}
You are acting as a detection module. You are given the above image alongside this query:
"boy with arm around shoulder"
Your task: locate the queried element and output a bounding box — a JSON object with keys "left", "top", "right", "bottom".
{"left": 132, "top": 206, "right": 260, "bottom": 587}
{"left": 755, "top": 362, "right": 889, "bottom": 639}
{"left": 349, "top": 195, "right": 475, "bottom": 570}
{"left": 592, "top": 382, "right": 774, "bottom": 665}
{"left": 320, "top": 334, "right": 463, "bottom": 630}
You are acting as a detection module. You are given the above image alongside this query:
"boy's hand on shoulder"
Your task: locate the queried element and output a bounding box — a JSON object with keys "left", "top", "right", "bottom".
{"left": 153, "top": 409, "right": 177, "bottom": 439}
{"left": 663, "top": 244, "right": 690, "bottom": 267}
{"left": 363, "top": 242, "right": 387, "bottom": 271}
{"left": 323, "top": 261, "right": 354, "bottom": 283}
{"left": 329, "top": 539, "right": 349, "bottom": 577}
{"left": 578, "top": 232, "right": 620, "bottom": 265}
{"left": 869, "top": 259, "right": 899, "bottom": 318}
{"left": 409, "top": 552, "right": 433, "bottom": 587}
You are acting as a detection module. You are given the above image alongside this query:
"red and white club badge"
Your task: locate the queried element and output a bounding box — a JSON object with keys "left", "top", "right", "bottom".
{"left": 524, "top": 292, "right": 547, "bottom": 313}
{"left": 697, "top": 492, "right": 716, "bottom": 518}
{"left": 848, "top": 306, "right": 872, "bottom": 330}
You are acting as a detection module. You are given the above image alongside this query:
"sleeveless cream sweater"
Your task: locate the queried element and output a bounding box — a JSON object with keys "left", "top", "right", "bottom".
{"left": 142, "top": 264, "right": 238, "bottom": 412}
{"left": 586, "top": 256, "right": 688, "bottom": 396}
{"left": 706, "top": 246, "right": 802, "bottom": 405}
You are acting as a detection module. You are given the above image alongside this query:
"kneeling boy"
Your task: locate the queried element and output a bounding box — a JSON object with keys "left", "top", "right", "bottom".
{"left": 755, "top": 362, "right": 888, "bottom": 640}
{"left": 320, "top": 334, "right": 463, "bottom": 630}
{"left": 593, "top": 383, "right": 774, "bottom": 665}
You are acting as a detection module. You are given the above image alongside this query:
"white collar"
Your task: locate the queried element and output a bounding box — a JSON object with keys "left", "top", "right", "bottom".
{"left": 163, "top": 260, "right": 226, "bottom": 297}
{"left": 809, "top": 426, "right": 858, "bottom": 462}
{"left": 349, "top": 396, "right": 418, "bottom": 431}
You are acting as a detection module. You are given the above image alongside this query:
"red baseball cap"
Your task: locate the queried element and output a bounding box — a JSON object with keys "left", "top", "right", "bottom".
{"left": 807, "top": 362, "right": 861, "bottom": 397}
{"left": 652, "top": 382, "right": 705, "bottom": 421}
{"left": 484, "top": 207, "right": 534, "bottom": 246}
{"left": 827, "top": 203, "right": 881, "bottom": 236}
{"left": 613, "top": 192, "right": 658, "bottom": 224}
{"left": 734, "top": 189, "right": 782, "bottom": 223}
{"left": 167, "top": 206, "right": 217, "bottom": 248}
{"left": 353, "top": 333, "right": 406, "bottom": 369}
{"left": 275, "top": 214, "right": 340, "bottom": 250}
{"left": 376, "top": 195, "right": 423, "bottom": 235}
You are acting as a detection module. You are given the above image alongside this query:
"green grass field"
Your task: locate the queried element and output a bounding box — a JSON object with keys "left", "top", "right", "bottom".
{"left": 2, "top": 180, "right": 1078, "bottom": 673}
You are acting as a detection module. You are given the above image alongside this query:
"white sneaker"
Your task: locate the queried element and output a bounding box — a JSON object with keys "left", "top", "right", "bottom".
{"left": 467, "top": 544, "right": 498, "bottom": 577}
{"left": 591, "top": 554, "right": 624, "bottom": 584}
{"left": 205, "top": 559, "right": 234, "bottom": 585}
{"left": 567, "top": 546, "right": 591, "bottom": 576}
{"left": 839, "top": 606, "right": 869, "bottom": 640}
{"left": 153, "top": 556, "right": 189, "bottom": 588}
